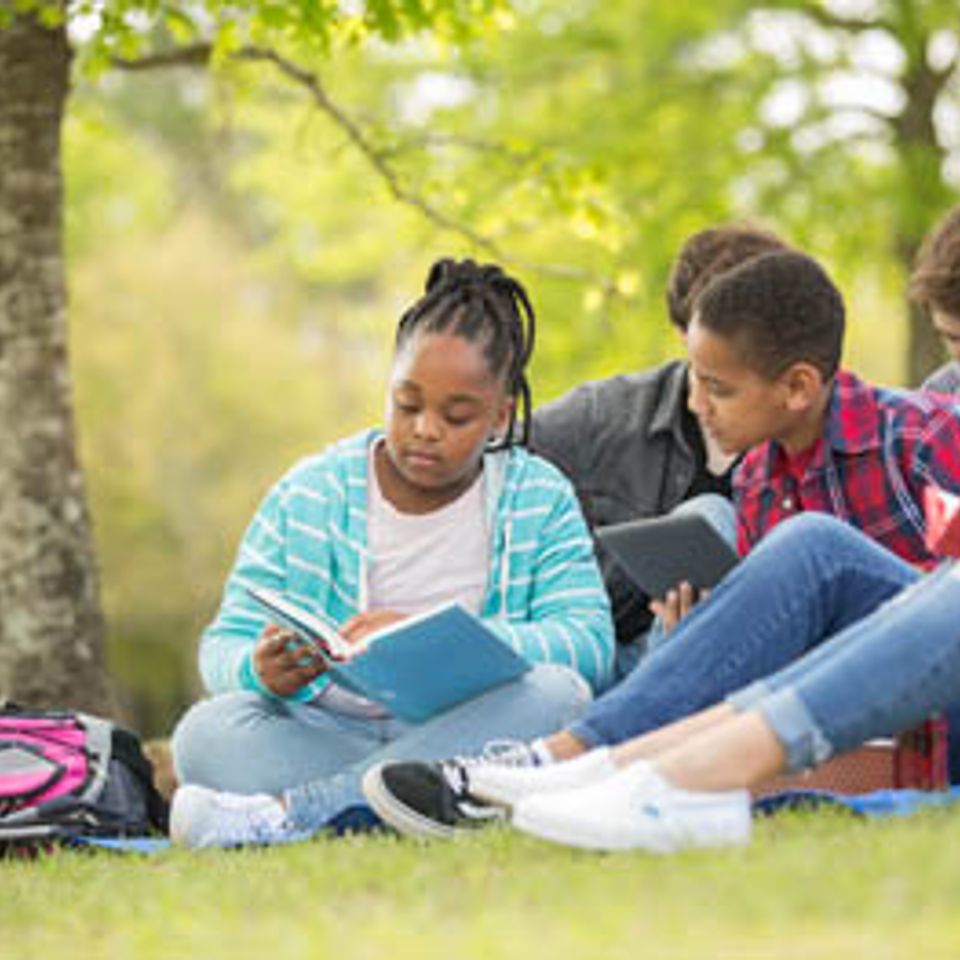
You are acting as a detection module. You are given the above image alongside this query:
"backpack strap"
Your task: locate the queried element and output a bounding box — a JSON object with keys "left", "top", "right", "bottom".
{"left": 75, "top": 713, "right": 114, "bottom": 805}
{"left": 110, "top": 726, "right": 170, "bottom": 831}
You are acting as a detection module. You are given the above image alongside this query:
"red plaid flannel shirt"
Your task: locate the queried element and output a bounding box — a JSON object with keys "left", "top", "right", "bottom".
{"left": 734, "top": 370, "right": 960, "bottom": 566}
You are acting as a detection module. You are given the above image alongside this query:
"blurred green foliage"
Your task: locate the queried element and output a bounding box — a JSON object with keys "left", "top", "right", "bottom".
{"left": 61, "top": 0, "right": 958, "bottom": 734}
{"left": 66, "top": 93, "right": 384, "bottom": 732}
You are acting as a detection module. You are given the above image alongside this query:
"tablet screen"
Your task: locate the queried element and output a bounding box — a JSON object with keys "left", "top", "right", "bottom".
{"left": 596, "top": 513, "right": 739, "bottom": 600}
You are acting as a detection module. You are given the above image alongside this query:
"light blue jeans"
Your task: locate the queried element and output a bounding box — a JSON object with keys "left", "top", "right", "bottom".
{"left": 571, "top": 513, "right": 942, "bottom": 765}
{"left": 733, "top": 560, "right": 960, "bottom": 770}
{"left": 172, "top": 664, "right": 591, "bottom": 831}
{"left": 614, "top": 493, "right": 738, "bottom": 678}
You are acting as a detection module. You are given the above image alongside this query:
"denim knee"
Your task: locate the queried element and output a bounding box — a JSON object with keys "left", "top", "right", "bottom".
{"left": 521, "top": 664, "right": 593, "bottom": 726}
{"left": 760, "top": 511, "right": 858, "bottom": 556}
{"left": 171, "top": 691, "right": 277, "bottom": 782}
{"left": 673, "top": 493, "right": 737, "bottom": 544}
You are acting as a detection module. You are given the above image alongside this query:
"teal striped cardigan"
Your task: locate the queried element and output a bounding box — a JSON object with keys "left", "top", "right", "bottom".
{"left": 199, "top": 429, "right": 615, "bottom": 699}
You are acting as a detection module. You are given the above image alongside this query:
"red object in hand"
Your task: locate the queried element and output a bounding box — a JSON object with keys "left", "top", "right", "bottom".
{"left": 924, "top": 485, "right": 960, "bottom": 558}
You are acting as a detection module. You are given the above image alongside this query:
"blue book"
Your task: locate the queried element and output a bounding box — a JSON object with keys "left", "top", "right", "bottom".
{"left": 246, "top": 586, "right": 531, "bottom": 722}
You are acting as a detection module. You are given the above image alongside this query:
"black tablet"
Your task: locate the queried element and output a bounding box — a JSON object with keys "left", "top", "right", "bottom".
{"left": 596, "top": 513, "right": 739, "bottom": 600}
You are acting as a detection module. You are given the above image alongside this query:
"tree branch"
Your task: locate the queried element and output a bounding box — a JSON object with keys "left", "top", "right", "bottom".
{"left": 111, "top": 43, "right": 212, "bottom": 70}
{"left": 378, "top": 131, "right": 537, "bottom": 165}
{"left": 792, "top": 3, "right": 893, "bottom": 35}
{"left": 237, "top": 48, "right": 507, "bottom": 250}
{"left": 111, "top": 43, "right": 614, "bottom": 290}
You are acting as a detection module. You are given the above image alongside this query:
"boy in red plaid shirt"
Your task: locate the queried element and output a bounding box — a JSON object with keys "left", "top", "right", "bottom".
{"left": 651, "top": 247, "right": 960, "bottom": 627}
{"left": 687, "top": 249, "right": 960, "bottom": 566}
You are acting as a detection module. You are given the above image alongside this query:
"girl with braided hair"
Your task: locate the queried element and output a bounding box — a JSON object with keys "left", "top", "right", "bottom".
{"left": 169, "top": 258, "right": 614, "bottom": 847}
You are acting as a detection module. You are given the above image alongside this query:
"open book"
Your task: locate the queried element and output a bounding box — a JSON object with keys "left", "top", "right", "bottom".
{"left": 245, "top": 585, "right": 531, "bottom": 722}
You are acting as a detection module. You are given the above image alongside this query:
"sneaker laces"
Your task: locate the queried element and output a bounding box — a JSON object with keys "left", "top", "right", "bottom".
{"left": 210, "top": 793, "right": 293, "bottom": 846}
{"left": 440, "top": 740, "right": 537, "bottom": 796}
{"left": 479, "top": 739, "right": 540, "bottom": 766}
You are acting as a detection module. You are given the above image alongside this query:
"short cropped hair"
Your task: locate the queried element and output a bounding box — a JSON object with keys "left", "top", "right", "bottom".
{"left": 666, "top": 224, "right": 789, "bottom": 331}
{"left": 910, "top": 207, "right": 960, "bottom": 317}
{"left": 695, "top": 250, "right": 845, "bottom": 380}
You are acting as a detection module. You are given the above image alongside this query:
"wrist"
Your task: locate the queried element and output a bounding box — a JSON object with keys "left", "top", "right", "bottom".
{"left": 240, "top": 648, "right": 276, "bottom": 697}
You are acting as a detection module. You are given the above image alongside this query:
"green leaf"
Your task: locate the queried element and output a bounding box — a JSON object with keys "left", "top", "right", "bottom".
{"left": 164, "top": 8, "right": 199, "bottom": 43}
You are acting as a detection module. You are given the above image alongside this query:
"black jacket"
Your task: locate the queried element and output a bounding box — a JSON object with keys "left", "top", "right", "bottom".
{"left": 531, "top": 360, "right": 711, "bottom": 644}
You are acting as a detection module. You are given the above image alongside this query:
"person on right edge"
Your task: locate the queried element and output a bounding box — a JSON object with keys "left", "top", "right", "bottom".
{"left": 913, "top": 205, "right": 960, "bottom": 393}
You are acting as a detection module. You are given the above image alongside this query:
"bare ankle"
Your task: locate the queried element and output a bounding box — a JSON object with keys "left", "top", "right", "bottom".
{"left": 544, "top": 730, "right": 589, "bottom": 761}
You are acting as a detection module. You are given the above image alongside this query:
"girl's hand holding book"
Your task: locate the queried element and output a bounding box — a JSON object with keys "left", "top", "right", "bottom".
{"left": 254, "top": 623, "right": 328, "bottom": 696}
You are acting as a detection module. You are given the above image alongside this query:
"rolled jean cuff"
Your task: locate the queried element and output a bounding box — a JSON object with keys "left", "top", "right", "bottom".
{"left": 727, "top": 679, "right": 774, "bottom": 712}
{"left": 754, "top": 686, "right": 834, "bottom": 773}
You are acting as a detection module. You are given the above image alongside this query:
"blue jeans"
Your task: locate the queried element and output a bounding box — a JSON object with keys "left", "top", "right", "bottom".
{"left": 733, "top": 561, "right": 960, "bottom": 770}
{"left": 614, "top": 493, "right": 738, "bottom": 678}
{"left": 172, "top": 664, "right": 591, "bottom": 831}
{"left": 571, "top": 513, "right": 922, "bottom": 747}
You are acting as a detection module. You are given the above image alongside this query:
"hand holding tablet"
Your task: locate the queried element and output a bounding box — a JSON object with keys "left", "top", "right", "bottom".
{"left": 596, "top": 512, "right": 739, "bottom": 601}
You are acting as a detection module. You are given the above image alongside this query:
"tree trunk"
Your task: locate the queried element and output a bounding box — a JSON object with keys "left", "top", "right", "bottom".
{"left": 0, "top": 15, "right": 114, "bottom": 714}
{"left": 891, "top": 13, "right": 953, "bottom": 387}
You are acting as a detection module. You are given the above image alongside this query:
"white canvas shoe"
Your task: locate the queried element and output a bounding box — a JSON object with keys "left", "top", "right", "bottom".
{"left": 511, "top": 763, "right": 752, "bottom": 853}
{"left": 467, "top": 747, "right": 620, "bottom": 809}
{"left": 169, "top": 784, "right": 307, "bottom": 849}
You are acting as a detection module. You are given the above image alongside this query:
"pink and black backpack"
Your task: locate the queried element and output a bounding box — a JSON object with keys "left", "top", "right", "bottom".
{"left": 0, "top": 703, "right": 167, "bottom": 850}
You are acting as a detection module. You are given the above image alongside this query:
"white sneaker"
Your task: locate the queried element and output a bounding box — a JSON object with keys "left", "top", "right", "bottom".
{"left": 468, "top": 747, "right": 619, "bottom": 810}
{"left": 511, "top": 764, "right": 752, "bottom": 853}
{"left": 169, "top": 784, "right": 307, "bottom": 849}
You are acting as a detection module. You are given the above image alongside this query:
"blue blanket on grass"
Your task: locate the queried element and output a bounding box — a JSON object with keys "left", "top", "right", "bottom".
{"left": 753, "top": 785, "right": 960, "bottom": 818}
{"left": 67, "top": 787, "right": 960, "bottom": 854}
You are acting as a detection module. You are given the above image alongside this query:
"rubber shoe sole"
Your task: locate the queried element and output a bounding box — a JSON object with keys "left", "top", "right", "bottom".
{"left": 361, "top": 764, "right": 459, "bottom": 840}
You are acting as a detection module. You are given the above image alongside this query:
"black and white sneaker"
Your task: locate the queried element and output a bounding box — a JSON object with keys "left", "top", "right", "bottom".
{"left": 361, "top": 741, "right": 540, "bottom": 839}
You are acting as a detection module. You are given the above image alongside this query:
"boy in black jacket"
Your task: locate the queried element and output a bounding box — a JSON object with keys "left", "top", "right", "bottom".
{"left": 531, "top": 225, "right": 788, "bottom": 673}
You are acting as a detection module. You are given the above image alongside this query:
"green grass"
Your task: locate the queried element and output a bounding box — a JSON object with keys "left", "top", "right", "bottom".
{"left": 4, "top": 810, "right": 960, "bottom": 960}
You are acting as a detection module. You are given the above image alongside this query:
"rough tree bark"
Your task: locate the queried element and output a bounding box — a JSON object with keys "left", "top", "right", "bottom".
{"left": 0, "top": 14, "right": 114, "bottom": 714}
{"left": 796, "top": 0, "right": 956, "bottom": 385}
{"left": 893, "top": 17, "right": 953, "bottom": 388}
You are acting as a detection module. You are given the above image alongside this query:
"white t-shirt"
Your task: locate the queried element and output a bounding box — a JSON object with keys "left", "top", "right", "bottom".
{"left": 366, "top": 444, "right": 489, "bottom": 616}
{"left": 318, "top": 441, "right": 490, "bottom": 717}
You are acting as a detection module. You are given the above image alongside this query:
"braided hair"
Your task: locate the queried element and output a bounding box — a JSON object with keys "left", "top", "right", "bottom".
{"left": 395, "top": 258, "right": 536, "bottom": 448}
